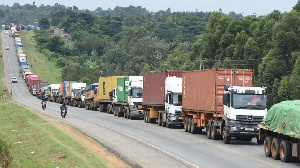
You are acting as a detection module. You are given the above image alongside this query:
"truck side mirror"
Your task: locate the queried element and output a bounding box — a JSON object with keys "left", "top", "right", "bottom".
{"left": 223, "top": 93, "right": 230, "bottom": 107}
{"left": 223, "top": 94, "right": 227, "bottom": 105}
{"left": 165, "top": 94, "right": 168, "bottom": 103}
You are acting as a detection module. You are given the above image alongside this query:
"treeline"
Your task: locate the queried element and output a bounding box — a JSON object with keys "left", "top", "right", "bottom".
{"left": 193, "top": 2, "right": 300, "bottom": 103}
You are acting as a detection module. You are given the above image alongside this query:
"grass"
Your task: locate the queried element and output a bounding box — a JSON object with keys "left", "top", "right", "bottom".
{"left": 20, "top": 31, "right": 62, "bottom": 84}
{"left": 0, "top": 102, "right": 111, "bottom": 167}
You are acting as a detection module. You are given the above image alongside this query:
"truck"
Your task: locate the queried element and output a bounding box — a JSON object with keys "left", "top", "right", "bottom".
{"left": 110, "top": 76, "right": 144, "bottom": 119}
{"left": 24, "top": 72, "right": 33, "bottom": 80}
{"left": 26, "top": 75, "right": 39, "bottom": 86}
{"left": 57, "top": 81, "right": 85, "bottom": 105}
{"left": 84, "top": 83, "right": 99, "bottom": 110}
{"left": 19, "top": 59, "right": 27, "bottom": 66}
{"left": 14, "top": 31, "right": 20, "bottom": 38}
{"left": 258, "top": 100, "right": 300, "bottom": 162}
{"left": 142, "top": 71, "right": 183, "bottom": 127}
{"left": 40, "top": 86, "right": 49, "bottom": 100}
{"left": 71, "top": 83, "right": 87, "bottom": 107}
{"left": 29, "top": 79, "right": 40, "bottom": 95}
{"left": 98, "top": 76, "right": 126, "bottom": 112}
{"left": 182, "top": 69, "right": 267, "bottom": 144}
{"left": 36, "top": 81, "right": 48, "bottom": 99}
{"left": 48, "top": 84, "right": 60, "bottom": 102}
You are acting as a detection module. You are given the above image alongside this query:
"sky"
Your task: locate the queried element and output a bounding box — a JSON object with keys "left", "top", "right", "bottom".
{"left": 3, "top": 0, "right": 298, "bottom": 16}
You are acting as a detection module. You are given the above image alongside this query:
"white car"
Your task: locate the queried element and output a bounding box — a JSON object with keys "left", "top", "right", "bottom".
{"left": 11, "top": 77, "right": 17, "bottom": 83}
{"left": 5, "top": 31, "right": 8, "bottom": 34}
{"left": 5, "top": 46, "right": 9, "bottom": 50}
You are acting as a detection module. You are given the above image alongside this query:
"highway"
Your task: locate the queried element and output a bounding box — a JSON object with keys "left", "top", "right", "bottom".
{"left": 2, "top": 31, "right": 299, "bottom": 168}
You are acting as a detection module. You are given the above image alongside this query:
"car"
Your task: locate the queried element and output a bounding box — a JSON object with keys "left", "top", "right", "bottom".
{"left": 5, "top": 46, "right": 9, "bottom": 50}
{"left": 11, "top": 77, "right": 17, "bottom": 83}
{"left": 5, "top": 31, "right": 8, "bottom": 34}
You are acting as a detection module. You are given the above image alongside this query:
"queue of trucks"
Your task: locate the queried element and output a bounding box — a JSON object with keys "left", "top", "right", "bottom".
{"left": 9, "top": 30, "right": 299, "bottom": 164}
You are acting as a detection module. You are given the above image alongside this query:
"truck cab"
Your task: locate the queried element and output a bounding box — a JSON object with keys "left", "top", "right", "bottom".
{"left": 163, "top": 77, "right": 183, "bottom": 127}
{"left": 223, "top": 85, "right": 267, "bottom": 142}
{"left": 128, "top": 76, "right": 143, "bottom": 119}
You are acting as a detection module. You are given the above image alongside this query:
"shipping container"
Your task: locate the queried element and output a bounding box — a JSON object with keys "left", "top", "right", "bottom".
{"left": 143, "top": 71, "right": 182, "bottom": 106}
{"left": 116, "top": 77, "right": 129, "bottom": 103}
{"left": 98, "top": 76, "right": 126, "bottom": 101}
{"left": 182, "top": 69, "right": 253, "bottom": 113}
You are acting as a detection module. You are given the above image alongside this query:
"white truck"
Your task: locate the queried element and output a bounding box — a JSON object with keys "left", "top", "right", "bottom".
{"left": 110, "top": 76, "right": 144, "bottom": 119}
{"left": 71, "top": 83, "right": 86, "bottom": 107}
{"left": 142, "top": 71, "right": 183, "bottom": 128}
{"left": 48, "top": 84, "right": 60, "bottom": 102}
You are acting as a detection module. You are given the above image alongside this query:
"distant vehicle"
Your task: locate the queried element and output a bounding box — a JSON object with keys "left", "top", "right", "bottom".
{"left": 12, "top": 77, "right": 17, "bottom": 83}
{"left": 5, "top": 31, "right": 8, "bottom": 34}
{"left": 5, "top": 46, "right": 9, "bottom": 50}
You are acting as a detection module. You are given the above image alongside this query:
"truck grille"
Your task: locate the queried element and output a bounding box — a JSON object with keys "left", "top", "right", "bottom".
{"left": 236, "top": 115, "right": 264, "bottom": 126}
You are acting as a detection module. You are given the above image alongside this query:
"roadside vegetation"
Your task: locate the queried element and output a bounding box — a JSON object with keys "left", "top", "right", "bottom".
{"left": 20, "top": 31, "right": 62, "bottom": 84}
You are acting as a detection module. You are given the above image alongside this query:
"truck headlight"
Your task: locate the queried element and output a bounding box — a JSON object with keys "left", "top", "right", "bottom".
{"left": 231, "top": 127, "right": 238, "bottom": 131}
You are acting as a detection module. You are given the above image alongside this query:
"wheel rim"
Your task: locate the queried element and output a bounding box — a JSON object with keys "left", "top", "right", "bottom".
{"left": 280, "top": 144, "right": 285, "bottom": 159}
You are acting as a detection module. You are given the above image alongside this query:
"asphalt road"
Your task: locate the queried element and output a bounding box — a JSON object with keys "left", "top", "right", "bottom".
{"left": 2, "top": 31, "right": 300, "bottom": 168}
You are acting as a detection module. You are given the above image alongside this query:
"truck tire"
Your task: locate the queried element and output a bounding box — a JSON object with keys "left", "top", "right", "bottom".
{"left": 85, "top": 104, "right": 89, "bottom": 110}
{"left": 114, "top": 107, "right": 117, "bottom": 116}
{"left": 271, "top": 138, "right": 282, "bottom": 160}
{"left": 184, "top": 118, "right": 188, "bottom": 132}
{"left": 187, "top": 118, "right": 192, "bottom": 133}
{"left": 99, "top": 104, "right": 103, "bottom": 112}
{"left": 158, "top": 114, "right": 162, "bottom": 126}
{"left": 190, "top": 118, "right": 197, "bottom": 134}
{"left": 264, "top": 136, "right": 273, "bottom": 157}
{"left": 222, "top": 126, "right": 231, "bottom": 144}
{"left": 166, "top": 119, "right": 171, "bottom": 128}
{"left": 280, "top": 140, "right": 292, "bottom": 162}
{"left": 211, "top": 124, "right": 218, "bottom": 140}
{"left": 207, "top": 124, "right": 212, "bottom": 139}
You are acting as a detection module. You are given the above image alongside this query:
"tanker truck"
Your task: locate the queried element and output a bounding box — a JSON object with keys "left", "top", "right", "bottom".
{"left": 182, "top": 69, "right": 267, "bottom": 144}
{"left": 258, "top": 100, "right": 300, "bottom": 162}
{"left": 110, "top": 76, "right": 143, "bottom": 119}
{"left": 142, "top": 71, "right": 183, "bottom": 128}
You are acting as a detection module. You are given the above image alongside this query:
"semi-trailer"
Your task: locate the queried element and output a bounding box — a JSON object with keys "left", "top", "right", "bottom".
{"left": 36, "top": 81, "right": 48, "bottom": 98}
{"left": 48, "top": 84, "right": 60, "bottom": 102}
{"left": 98, "top": 76, "right": 126, "bottom": 112}
{"left": 29, "top": 79, "right": 40, "bottom": 95}
{"left": 71, "top": 83, "right": 87, "bottom": 108}
{"left": 26, "top": 75, "right": 39, "bottom": 86}
{"left": 182, "top": 69, "right": 267, "bottom": 144}
{"left": 258, "top": 100, "right": 300, "bottom": 162}
{"left": 110, "top": 76, "right": 144, "bottom": 119}
{"left": 84, "top": 83, "right": 98, "bottom": 110}
{"left": 57, "top": 81, "right": 85, "bottom": 105}
{"left": 142, "top": 71, "right": 183, "bottom": 127}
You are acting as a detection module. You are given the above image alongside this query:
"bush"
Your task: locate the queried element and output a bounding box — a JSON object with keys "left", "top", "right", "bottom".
{"left": 0, "top": 135, "right": 12, "bottom": 168}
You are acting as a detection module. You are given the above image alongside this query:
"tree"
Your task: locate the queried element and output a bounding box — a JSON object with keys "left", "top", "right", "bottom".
{"left": 38, "top": 18, "right": 50, "bottom": 30}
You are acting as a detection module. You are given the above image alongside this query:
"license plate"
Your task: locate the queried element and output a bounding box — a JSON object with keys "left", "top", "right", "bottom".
{"left": 245, "top": 128, "right": 254, "bottom": 131}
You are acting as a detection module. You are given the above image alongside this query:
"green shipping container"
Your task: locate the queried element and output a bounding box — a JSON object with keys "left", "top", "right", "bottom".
{"left": 117, "top": 77, "right": 129, "bottom": 103}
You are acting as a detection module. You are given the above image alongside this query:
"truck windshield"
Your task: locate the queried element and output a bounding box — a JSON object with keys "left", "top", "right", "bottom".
{"left": 232, "top": 94, "right": 266, "bottom": 110}
{"left": 132, "top": 88, "right": 143, "bottom": 98}
{"left": 172, "top": 93, "right": 182, "bottom": 106}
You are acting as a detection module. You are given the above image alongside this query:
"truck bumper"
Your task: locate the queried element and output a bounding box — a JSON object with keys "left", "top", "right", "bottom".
{"left": 168, "top": 115, "right": 184, "bottom": 126}
{"left": 227, "top": 120, "right": 260, "bottom": 137}
{"left": 130, "top": 110, "right": 144, "bottom": 119}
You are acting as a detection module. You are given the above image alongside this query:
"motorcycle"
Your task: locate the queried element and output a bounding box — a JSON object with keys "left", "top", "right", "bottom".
{"left": 61, "top": 109, "right": 67, "bottom": 118}
{"left": 42, "top": 104, "right": 46, "bottom": 110}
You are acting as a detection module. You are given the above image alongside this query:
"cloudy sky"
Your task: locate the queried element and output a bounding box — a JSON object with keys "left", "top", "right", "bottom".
{"left": 3, "top": 0, "right": 298, "bottom": 16}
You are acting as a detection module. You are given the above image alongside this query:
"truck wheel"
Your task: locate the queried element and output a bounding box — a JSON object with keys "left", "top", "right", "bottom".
{"left": 147, "top": 113, "right": 150, "bottom": 123}
{"left": 190, "top": 119, "right": 197, "bottom": 134}
{"left": 85, "top": 104, "right": 89, "bottom": 110}
{"left": 211, "top": 124, "right": 218, "bottom": 140}
{"left": 222, "top": 126, "right": 231, "bottom": 144}
{"left": 158, "top": 114, "right": 162, "bottom": 126}
{"left": 207, "top": 124, "right": 212, "bottom": 139}
{"left": 280, "top": 140, "right": 292, "bottom": 162}
{"left": 184, "top": 118, "right": 188, "bottom": 132}
{"left": 271, "top": 138, "right": 282, "bottom": 160}
{"left": 78, "top": 101, "right": 81, "bottom": 108}
{"left": 264, "top": 136, "right": 273, "bottom": 157}
{"left": 187, "top": 118, "right": 192, "bottom": 133}
{"left": 166, "top": 119, "right": 171, "bottom": 128}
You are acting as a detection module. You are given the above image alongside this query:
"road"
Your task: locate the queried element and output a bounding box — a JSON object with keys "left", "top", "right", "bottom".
{"left": 2, "top": 31, "right": 299, "bottom": 168}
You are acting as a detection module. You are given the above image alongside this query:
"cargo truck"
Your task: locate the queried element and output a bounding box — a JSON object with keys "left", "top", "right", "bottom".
{"left": 19, "top": 59, "right": 27, "bottom": 66}
{"left": 40, "top": 86, "right": 48, "bottom": 100}
{"left": 142, "top": 71, "right": 183, "bottom": 127}
{"left": 57, "top": 81, "right": 85, "bottom": 105}
{"left": 110, "top": 76, "right": 143, "bottom": 119}
{"left": 36, "top": 81, "right": 48, "bottom": 98}
{"left": 71, "top": 83, "right": 87, "bottom": 107}
{"left": 98, "top": 76, "right": 126, "bottom": 112}
{"left": 29, "top": 79, "right": 40, "bottom": 95}
{"left": 84, "top": 83, "right": 99, "bottom": 110}
{"left": 182, "top": 69, "right": 267, "bottom": 144}
{"left": 48, "top": 84, "right": 60, "bottom": 102}
{"left": 258, "top": 100, "right": 300, "bottom": 162}
{"left": 26, "top": 75, "right": 39, "bottom": 86}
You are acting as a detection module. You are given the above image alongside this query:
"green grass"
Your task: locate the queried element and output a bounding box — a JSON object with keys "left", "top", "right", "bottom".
{"left": 20, "top": 31, "right": 62, "bottom": 84}
{"left": 0, "top": 102, "right": 111, "bottom": 167}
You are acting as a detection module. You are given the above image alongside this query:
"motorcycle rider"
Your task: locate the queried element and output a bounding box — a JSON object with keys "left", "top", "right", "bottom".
{"left": 41, "top": 100, "right": 46, "bottom": 108}
{"left": 60, "top": 103, "right": 67, "bottom": 116}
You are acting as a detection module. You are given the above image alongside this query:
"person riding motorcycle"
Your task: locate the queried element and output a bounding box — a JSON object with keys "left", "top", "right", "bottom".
{"left": 41, "top": 100, "right": 46, "bottom": 109}
{"left": 60, "top": 103, "right": 67, "bottom": 116}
